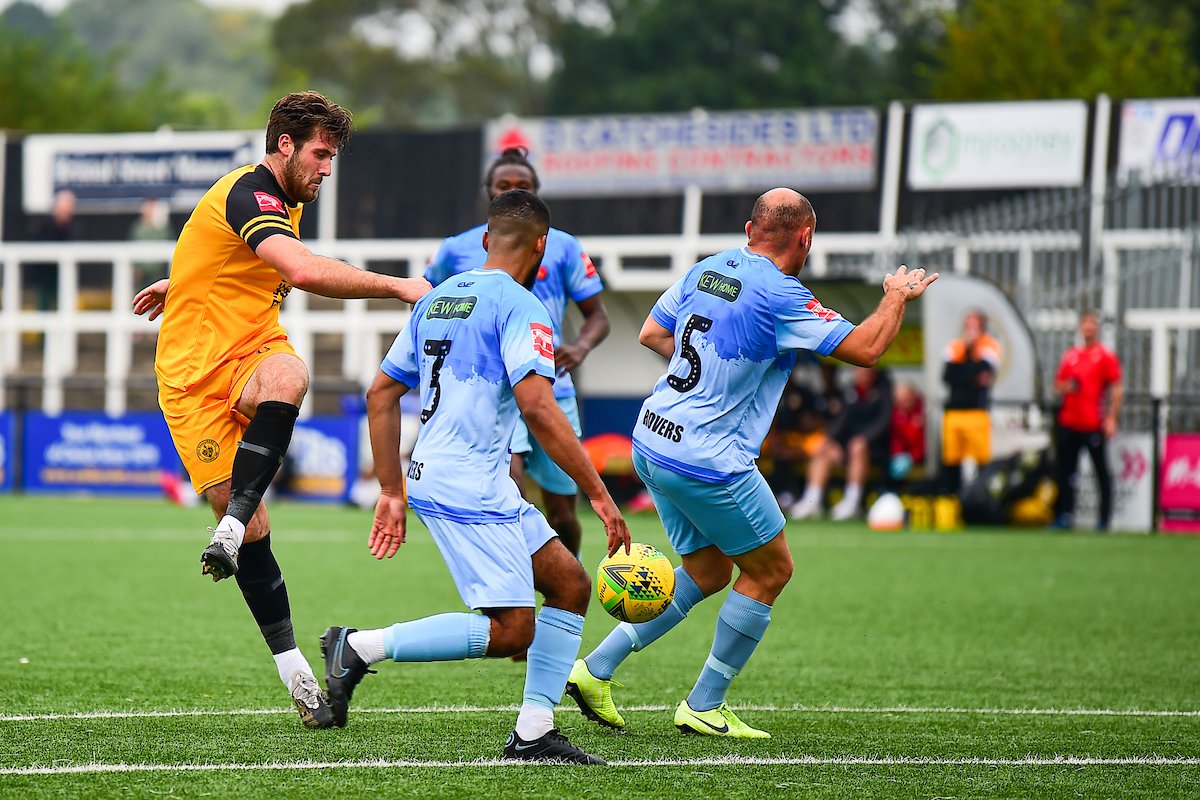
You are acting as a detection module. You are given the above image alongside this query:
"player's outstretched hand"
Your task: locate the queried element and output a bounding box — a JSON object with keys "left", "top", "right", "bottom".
{"left": 132, "top": 279, "right": 170, "bottom": 320}
{"left": 883, "top": 265, "right": 939, "bottom": 301}
{"left": 369, "top": 492, "right": 408, "bottom": 559}
{"left": 590, "top": 493, "right": 631, "bottom": 557}
{"left": 396, "top": 277, "right": 433, "bottom": 304}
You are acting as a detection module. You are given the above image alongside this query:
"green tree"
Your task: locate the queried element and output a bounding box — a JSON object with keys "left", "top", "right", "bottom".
{"left": 546, "top": 0, "right": 885, "bottom": 114}
{"left": 929, "top": 0, "right": 1200, "bottom": 100}
{"left": 857, "top": 0, "right": 947, "bottom": 102}
{"left": 62, "top": 0, "right": 275, "bottom": 129}
{"left": 271, "top": 0, "right": 563, "bottom": 127}
{"left": 0, "top": 14, "right": 181, "bottom": 132}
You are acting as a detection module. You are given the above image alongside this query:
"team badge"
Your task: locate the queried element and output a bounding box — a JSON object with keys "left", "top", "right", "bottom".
{"left": 196, "top": 439, "right": 220, "bottom": 463}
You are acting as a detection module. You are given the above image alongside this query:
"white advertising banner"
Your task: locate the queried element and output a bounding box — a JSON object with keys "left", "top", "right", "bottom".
{"left": 908, "top": 101, "right": 1088, "bottom": 190}
{"left": 484, "top": 108, "right": 878, "bottom": 196}
{"left": 23, "top": 131, "right": 263, "bottom": 213}
{"left": 1072, "top": 432, "right": 1154, "bottom": 533}
{"left": 1117, "top": 98, "right": 1200, "bottom": 184}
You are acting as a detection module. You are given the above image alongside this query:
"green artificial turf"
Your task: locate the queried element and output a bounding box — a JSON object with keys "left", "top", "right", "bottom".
{"left": 1, "top": 495, "right": 1197, "bottom": 798}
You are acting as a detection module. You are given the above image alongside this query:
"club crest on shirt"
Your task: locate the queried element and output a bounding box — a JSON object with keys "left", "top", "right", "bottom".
{"left": 196, "top": 439, "right": 220, "bottom": 463}
{"left": 427, "top": 296, "right": 478, "bottom": 320}
{"left": 530, "top": 322, "right": 554, "bottom": 361}
{"left": 254, "top": 192, "right": 285, "bottom": 214}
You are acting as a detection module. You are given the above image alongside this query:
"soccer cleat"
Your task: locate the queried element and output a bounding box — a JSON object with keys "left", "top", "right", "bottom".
{"left": 674, "top": 700, "right": 771, "bottom": 738}
{"left": 502, "top": 728, "right": 606, "bottom": 765}
{"left": 289, "top": 671, "right": 336, "bottom": 729}
{"left": 200, "top": 525, "right": 240, "bottom": 581}
{"left": 320, "top": 626, "right": 375, "bottom": 728}
{"left": 565, "top": 659, "right": 625, "bottom": 729}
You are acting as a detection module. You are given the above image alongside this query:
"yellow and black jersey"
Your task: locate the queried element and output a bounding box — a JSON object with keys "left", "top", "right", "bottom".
{"left": 155, "top": 164, "right": 303, "bottom": 390}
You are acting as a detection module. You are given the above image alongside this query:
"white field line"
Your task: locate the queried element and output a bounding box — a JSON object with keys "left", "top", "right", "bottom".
{"left": 4, "top": 703, "right": 1200, "bottom": 723}
{"left": 3, "top": 755, "right": 1199, "bottom": 776}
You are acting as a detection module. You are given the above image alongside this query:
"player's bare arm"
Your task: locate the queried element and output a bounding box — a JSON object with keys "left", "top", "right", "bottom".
{"left": 131, "top": 278, "right": 170, "bottom": 320}
{"left": 638, "top": 316, "right": 675, "bottom": 359}
{"left": 512, "top": 374, "right": 631, "bottom": 556}
{"left": 833, "top": 265, "right": 938, "bottom": 367}
{"left": 1105, "top": 382, "right": 1124, "bottom": 438}
{"left": 556, "top": 295, "right": 611, "bottom": 373}
{"left": 364, "top": 369, "right": 412, "bottom": 559}
{"left": 257, "top": 235, "right": 432, "bottom": 303}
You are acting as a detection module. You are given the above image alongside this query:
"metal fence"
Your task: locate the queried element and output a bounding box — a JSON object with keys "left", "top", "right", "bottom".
{"left": 893, "top": 165, "right": 1200, "bottom": 433}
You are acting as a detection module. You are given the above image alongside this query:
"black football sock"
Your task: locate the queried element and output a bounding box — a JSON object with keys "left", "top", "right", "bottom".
{"left": 234, "top": 534, "right": 296, "bottom": 655}
{"left": 225, "top": 401, "right": 299, "bottom": 527}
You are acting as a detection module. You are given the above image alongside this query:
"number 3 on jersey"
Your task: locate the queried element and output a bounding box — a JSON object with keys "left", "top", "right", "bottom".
{"left": 420, "top": 339, "right": 452, "bottom": 423}
{"left": 667, "top": 314, "right": 712, "bottom": 393}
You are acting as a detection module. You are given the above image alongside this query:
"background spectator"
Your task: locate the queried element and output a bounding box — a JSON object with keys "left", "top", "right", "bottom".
{"left": 940, "top": 309, "right": 1001, "bottom": 494}
{"left": 791, "top": 366, "right": 892, "bottom": 521}
{"left": 1052, "top": 311, "right": 1123, "bottom": 530}
{"left": 128, "top": 198, "right": 176, "bottom": 285}
{"left": 24, "top": 188, "right": 76, "bottom": 311}
{"left": 764, "top": 375, "right": 826, "bottom": 508}
{"left": 889, "top": 380, "right": 926, "bottom": 485}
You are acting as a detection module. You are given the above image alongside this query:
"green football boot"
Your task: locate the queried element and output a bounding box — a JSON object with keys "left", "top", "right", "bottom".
{"left": 673, "top": 700, "right": 770, "bottom": 738}
{"left": 565, "top": 659, "right": 625, "bottom": 729}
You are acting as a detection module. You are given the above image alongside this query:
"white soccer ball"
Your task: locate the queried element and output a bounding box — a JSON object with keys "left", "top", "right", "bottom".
{"left": 867, "top": 492, "right": 906, "bottom": 531}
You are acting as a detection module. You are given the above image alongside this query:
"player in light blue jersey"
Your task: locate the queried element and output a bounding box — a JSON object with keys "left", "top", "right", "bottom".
{"left": 567, "top": 189, "right": 938, "bottom": 739}
{"left": 321, "top": 191, "right": 630, "bottom": 765}
{"left": 425, "top": 147, "right": 610, "bottom": 557}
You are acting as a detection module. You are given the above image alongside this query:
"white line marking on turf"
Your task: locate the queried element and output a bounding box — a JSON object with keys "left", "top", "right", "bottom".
{"left": 3, "top": 755, "right": 1198, "bottom": 776}
{"left": 4, "top": 703, "right": 1200, "bottom": 723}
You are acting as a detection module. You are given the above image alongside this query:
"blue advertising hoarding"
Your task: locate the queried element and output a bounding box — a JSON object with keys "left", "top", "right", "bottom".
{"left": 286, "top": 416, "right": 360, "bottom": 503}
{"left": 0, "top": 411, "right": 13, "bottom": 492}
{"left": 19, "top": 411, "right": 359, "bottom": 500}
{"left": 22, "top": 411, "right": 182, "bottom": 495}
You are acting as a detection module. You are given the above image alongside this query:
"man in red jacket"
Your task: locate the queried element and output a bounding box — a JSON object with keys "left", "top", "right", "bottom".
{"left": 1052, "top": 312, "right": 1123, "bottom": 530}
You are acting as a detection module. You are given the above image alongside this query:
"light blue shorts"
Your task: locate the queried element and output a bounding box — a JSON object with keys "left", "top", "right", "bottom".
{"left": 632, "top": 450, "right": 785, "bottom": 557}
{"left": 510, "top": 395, "right": 582, "bottom": 496}
{"left": 417, "top": 500, "right": 558, "bottom": 610}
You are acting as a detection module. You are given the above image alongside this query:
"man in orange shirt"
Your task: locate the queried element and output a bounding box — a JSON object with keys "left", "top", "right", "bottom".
{"left": 940, "top": 310, "right": 1002, "bottom": 494}
{"left": 1052, "top": 312, "right": 1123, "bottom": 530}
{"left": 133, "top": 91, "right": 430, "bottom": 728}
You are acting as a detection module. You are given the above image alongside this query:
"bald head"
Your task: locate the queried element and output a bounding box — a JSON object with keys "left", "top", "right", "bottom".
{"left": 750, "top": 189, "right": 815, "bottom": 242}
{"left": 746, "top": 188, "right": 816, "bottom": 276}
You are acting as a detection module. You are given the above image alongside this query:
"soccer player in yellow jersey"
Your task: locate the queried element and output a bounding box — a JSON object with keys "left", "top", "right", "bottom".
{"left": 133, "top": 91, "right": 430, "bottom": 728}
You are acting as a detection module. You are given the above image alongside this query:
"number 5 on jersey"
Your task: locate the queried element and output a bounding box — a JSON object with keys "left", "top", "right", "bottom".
{"left": 667, "top": 314, "right": 712, "bottom": 393}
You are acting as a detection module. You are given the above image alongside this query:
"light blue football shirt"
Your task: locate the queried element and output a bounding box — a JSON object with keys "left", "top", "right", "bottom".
{"left": 632, "top": 247, "right": 856, "bottom": 483}
{"left": 425, "top": 224, "right": 603, "bottom": 399}
{"left": 381, "top": 268, "right": 556, "bottom": 523}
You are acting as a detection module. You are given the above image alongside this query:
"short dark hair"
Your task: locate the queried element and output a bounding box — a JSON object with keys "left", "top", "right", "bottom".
{"left": 487, "top": 189, "right": 550, "bottom": 241}
{"left": 485, "top": 147, "right": 540, "bottom": 191}
{"left": 265, "top": 91, "right": 353, "bottom": 155}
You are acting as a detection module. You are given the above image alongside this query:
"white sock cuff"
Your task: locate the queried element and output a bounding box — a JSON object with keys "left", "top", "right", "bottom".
{"left": 347, "top": 629, "right": 387, "bottom": 665}
{"left": 272, "top": 648, "right": 312, "bottom": 690}
{"left": 514, "top": 703, "right": 554, "bottom": 741}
